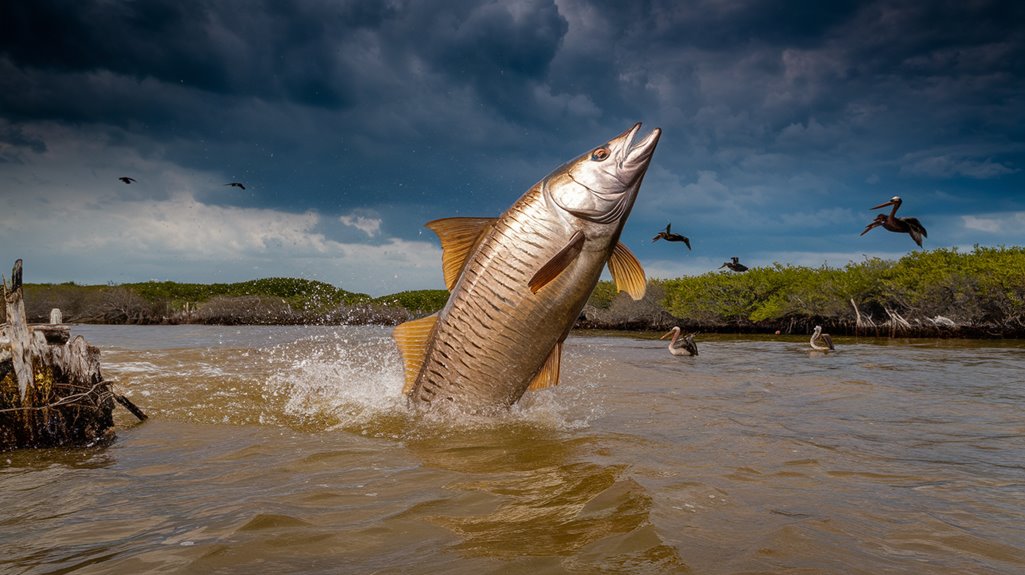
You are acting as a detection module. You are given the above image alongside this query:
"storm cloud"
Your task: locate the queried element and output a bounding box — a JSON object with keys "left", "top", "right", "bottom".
{"left": 1, "top": 0, "right": 1022, "bottom": 293}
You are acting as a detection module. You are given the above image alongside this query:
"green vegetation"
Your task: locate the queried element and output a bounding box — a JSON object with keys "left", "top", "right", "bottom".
{"left": 586, "top": 281, "right": 620, "bottom": 310}
{"left": 641, "top": 246, "right": 1025, "bottom": 335}
{"left": 11, "top": 278, "right": 374, "bottom": 325}
{"left": 7, "top": 246, "right": 1024, "bottom": 336}
{"left": 372, "top": 290, "right": 449, "bottom": 315}
{"left": 122, "top": 278, "right": 371, "bottom": 312}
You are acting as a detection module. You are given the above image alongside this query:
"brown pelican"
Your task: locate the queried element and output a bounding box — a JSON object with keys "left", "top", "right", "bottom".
{"left": 118, "top": 176, "right": 136, "bottom": 184}
{"left": 810, "top": 325, "right": 834, "bottom": 351}
{"left": 718, "top": 256, "right": 748, "bottom": 272}
{"left": 660, "top": 327, "right": 698, "bottom": 356}
{"left": 652, "top": 223, "right": 691, "bottom": 250}
{"left": 860, "top": 195, "right": 927, "bottom": 247}
{"left": 225, "top": 182, "right": 246, "bottom": 190}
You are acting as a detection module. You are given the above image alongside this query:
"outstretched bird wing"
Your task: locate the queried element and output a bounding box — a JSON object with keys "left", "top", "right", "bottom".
{"left": 903, "top": 217, "right": 927, "bottom": 246}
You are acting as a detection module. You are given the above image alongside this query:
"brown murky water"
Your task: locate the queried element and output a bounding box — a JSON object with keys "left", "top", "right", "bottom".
{"left": 2, "top": 325, "right": 1023, "bottom": 574}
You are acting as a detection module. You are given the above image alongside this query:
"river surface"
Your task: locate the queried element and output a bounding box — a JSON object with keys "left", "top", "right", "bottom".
{"left": 2, "top": 325, "right": 1023, "bottom": 574}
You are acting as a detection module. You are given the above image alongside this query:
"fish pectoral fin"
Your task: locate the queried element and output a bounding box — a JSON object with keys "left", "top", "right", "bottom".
{"left": 392, "top": 313, "right": 438, "bottom": 395}
{"left": 425, "top": 217, "right": 497, "bottom": 290}
{"left": 527, "top": 341, "right": 562, "bottom": 391}
{"left": 608, "top": 242, "right": 646, "bottom": 300}
{"left": 528, "top": 231, "right": 585, "bottom": 294}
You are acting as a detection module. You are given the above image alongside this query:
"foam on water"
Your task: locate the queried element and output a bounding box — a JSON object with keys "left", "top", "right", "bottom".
{"left": 263, "top": 332, "right": 409, "bottom": 429}
{"left": 259, "top": 330, "right": 609, "bottom": 437}
{"left": 97, "top": 326, "right": 610, "bottom": 436}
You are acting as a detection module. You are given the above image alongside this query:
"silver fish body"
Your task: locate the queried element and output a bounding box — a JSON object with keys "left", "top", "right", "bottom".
{"left": 394, "top": 123, "right": 661, "bottom": 414}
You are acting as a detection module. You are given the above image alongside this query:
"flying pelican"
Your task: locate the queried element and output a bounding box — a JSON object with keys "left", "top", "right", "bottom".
{"left": 652, "top": 223, "right": 691, "bottom": 250}
{"left": 809, "top": 325, "right": 835, "bottom": 351}
{"left": 660, "top": 327, "right": 698, "bottom": 356}
{"left": 225, "top": 182, "right": 246, "bottom": 190}
{"left": 860, "top": 195, "right": 927, "bottom": 247}
{"left": 118, "top": 176, "right": 136, "bottom": 184}
{"left": 718, "top": 256, "right": 748, "bottom": 272}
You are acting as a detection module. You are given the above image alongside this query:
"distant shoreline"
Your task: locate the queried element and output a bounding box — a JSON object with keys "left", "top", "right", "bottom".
{"left": 39, "top": 313, "right": 1025, "bottom": 340}
{"left": 7, "top": 246, "right": 1024, "bottom": 339}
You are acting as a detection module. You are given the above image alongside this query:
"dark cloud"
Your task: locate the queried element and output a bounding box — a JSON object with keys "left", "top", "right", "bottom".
{"left": 1, "top": 0, "right": 1023, "bottom": 288}
{"left": 412, "top": 1, "right": 568, "bottom": 120}
{"left": 641, "top": 0, "right": 864, "bottom": 49}
{"left": 0, "top": 0, "right": 404, "bottom": 110}
{"left": 0, "top": 120, "right": 47, "bottom": 163}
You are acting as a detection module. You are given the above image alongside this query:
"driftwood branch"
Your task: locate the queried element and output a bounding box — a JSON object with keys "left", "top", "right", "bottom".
{"left": 883, "top": 306, "right": 912, "bottom": 337}
{"left": 1, "top": 258, "right": 146, "bottom": 450}
{"left": 113, "top": 393, "right": 148, "bottom": 421}
{"left": 4, "top": 259, "right": 33, "bottom": 400}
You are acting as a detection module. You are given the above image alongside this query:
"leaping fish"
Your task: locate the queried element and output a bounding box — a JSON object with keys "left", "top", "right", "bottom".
{"left": 393, "top": 123, "right": 661, "bottom": 414}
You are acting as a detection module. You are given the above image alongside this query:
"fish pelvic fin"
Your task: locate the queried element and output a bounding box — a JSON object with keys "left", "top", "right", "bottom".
{"left": 392, "top": 313, "right": 438, "bottom": 395}
{"left": 528, "top": 230, "right": 585, "bottom": 294}
{"left": 609, "top": 242, "right": 646, "bottom": 300}
{"left": 527, "top": 341, "right": 562, "bottom": 391}
{"left": 425, "top": 217, "right": 497, "bottom": 290}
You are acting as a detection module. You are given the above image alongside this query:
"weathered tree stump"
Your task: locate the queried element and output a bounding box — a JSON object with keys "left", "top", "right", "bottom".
{"left": 1, "top": 259, "right": 145, "bottom": 451}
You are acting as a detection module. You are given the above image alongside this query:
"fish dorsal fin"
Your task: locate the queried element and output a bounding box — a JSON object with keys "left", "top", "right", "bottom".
{"left": 392, "top": 313, "right": 438, "bottom": 395}
{"left": 608, "top": 242, "right": 646, "bottom": 301}
{"left": 528, "top": 231, "right": 585, "bottom": 294}
{"left": 527, "top": 341, "right": 562, "bottom": 391}
{"left": 425, "top": 217, "right": 496, "bottom": 290}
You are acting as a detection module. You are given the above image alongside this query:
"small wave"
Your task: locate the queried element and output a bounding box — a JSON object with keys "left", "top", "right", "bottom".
{"left": 108, "top": 360, "right": 163, "bottom": 374}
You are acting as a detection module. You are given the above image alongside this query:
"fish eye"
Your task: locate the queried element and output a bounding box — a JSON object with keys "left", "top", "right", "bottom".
{"left": 591, "top": 147, "right": 610, "bottom": 161}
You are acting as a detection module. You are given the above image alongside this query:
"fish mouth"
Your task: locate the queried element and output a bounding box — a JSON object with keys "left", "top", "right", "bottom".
{"left": 548, "top": 122, "right": 661, "bottom": 225}
{"left": 614, "top": 123, "right": 661, "bottom": 181}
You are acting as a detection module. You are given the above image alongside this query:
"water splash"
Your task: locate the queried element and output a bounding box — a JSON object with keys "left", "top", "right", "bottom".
{"left": 263, "top": 331, "right": 409, "bottom": 431}
{"left": 102, "top": 326, "right": 608, "bottom": 436}
{"left": 262, "top": 329, "right": 609, "bottom": 437}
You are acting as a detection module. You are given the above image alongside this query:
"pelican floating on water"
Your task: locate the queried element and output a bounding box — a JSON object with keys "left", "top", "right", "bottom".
{"left": 810, "top": 325, "right": 834, "bottom": 351}
{"left": 860, "top": 195, "right": 927, "bottom": 247}
{"left": 660, "top": 327, "right": 698, "bottom": 356}
{"left": 652, "top": 223, "right": 691, "bottom": 250}
{"left": 718, "top": 256, "right": 748, "bottom": 272}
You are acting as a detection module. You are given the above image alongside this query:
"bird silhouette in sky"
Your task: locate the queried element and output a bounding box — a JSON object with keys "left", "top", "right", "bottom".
{"left": 718, "top": 256, "right": 749, "bottom": 272}
{"left": 860, "top": 195, "right": 927, "bottom": 247}
{"left": 225, "top": 182, "right": 246, "bottom": 190}
{"left": 652, "top": 222, "right": 691, "bottom": 250}
{"left": 118, "top": 176, "right": 136, "bottom": 184}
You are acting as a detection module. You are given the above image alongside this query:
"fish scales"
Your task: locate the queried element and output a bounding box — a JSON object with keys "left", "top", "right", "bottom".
{"left": 398, "top": 123, "right": 660, "bottom": 412}
{"left": 417, "top": 190, "right": 573, "bottom": 405}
